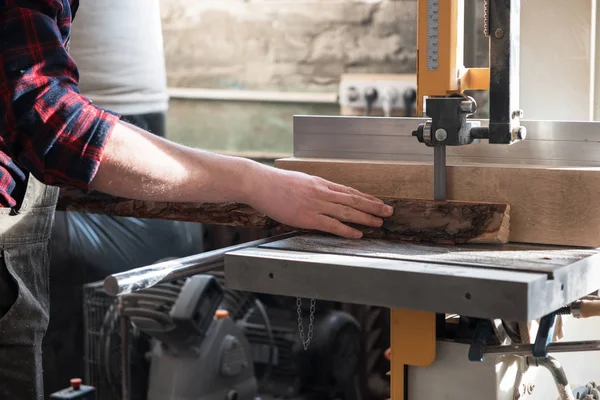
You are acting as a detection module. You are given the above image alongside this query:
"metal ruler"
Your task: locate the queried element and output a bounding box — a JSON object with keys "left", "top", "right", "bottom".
{"left": 427, "top": 0, "right": 439, "bottom": 71}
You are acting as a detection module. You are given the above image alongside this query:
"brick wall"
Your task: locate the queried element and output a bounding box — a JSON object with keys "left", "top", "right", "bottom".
{"left": 160, "top": 0, "right": 418, "bottom": 92}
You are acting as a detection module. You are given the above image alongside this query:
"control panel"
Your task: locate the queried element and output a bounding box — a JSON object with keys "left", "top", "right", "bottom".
{"left": 338, "top": 73, "right": 417, "bottom": 117}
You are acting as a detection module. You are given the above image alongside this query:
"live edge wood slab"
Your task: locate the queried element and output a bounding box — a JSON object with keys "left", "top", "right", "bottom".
{"left": 56, "top": 188, "right": 510, "bottom": 245}
{"left": 275, "top": 158, "right": 600, "bottom": 248}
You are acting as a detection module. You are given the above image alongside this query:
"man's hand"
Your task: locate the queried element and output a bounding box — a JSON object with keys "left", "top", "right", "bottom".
{"left": 247, "top": 167, "right": 393, "bottom": 238}
{"left": 91, "top": 121, "right": 392, "bottom": 238}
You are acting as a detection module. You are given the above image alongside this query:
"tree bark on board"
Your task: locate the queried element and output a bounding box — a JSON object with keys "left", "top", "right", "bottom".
{"left": 57, "top": 188, "right": 510, "bottom": 244}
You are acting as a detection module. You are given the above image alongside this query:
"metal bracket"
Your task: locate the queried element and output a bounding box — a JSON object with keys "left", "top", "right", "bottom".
{"left": 533, "top": 312, "right": 558, "bottom": 358}
{"left": 468, "top": 319, "right": 496, "bottom": 362}
{"left": 412, "top": 96, "right": 480, "bottom": 147}
{"left": 469, "top": 313, "right": 558, "bottom": 361}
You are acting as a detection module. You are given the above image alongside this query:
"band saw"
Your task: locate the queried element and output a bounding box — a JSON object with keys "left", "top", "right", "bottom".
{"left": 225, "top": 0, "right": 600, "bottom": 398}
{"left": 100, "top": 1, "right": 600, "bottom": 399}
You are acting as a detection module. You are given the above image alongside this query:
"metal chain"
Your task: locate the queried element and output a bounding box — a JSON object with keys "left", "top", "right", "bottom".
{"left": 297, "top": 297, "right": 316, "bottom": 350}
{"left": 483, "top": 0, "right": 490, "bottom": 37}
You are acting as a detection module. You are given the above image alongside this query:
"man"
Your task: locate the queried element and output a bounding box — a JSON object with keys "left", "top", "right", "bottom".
{"left": 0, "top": 0, "right": 393, "bottom": 398}
{"left": 68, "top": 0, "right": 169, "bottom": 136}
{"left": 41, "top": 0, "right": 205, "bottom": 393}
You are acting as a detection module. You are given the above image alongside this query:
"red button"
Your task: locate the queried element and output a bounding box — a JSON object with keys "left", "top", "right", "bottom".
{"left": 70, "top": 378, "right": 82, "bottom": 390}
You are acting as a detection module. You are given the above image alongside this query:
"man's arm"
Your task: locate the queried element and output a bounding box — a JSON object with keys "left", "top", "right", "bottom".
{"left": 91, "top": 121, "right": 393, "bottom": 238}
{"left": 1, "top": 2, "right": 392, "bottom": 238}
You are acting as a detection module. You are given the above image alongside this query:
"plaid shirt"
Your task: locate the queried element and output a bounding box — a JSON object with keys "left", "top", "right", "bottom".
{"left": 0, "top": 0, "right": 119, "bottom": 207}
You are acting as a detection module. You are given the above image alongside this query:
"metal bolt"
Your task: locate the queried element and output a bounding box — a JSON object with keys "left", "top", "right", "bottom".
{"left": 495, "top": 28, "right": 504, "bottom": 39}
{"left": 347, "top": 87, "right": 360, "bottom": 102}
{"left": 460, "top": 100, "right": 476, "bottom": 114}
{"left": 512, "top": 126, "right": 526, "bottom": 141}
{"left": 512, "top": 109, "right": 524, "bottom": 119}
{"left": 435, "top": 128, "right": 447, "bottom": 142}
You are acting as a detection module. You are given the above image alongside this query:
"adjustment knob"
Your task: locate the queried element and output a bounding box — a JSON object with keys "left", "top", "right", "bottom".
{"left": 364, "top": 87, "right": 378, "bottom": 106}
{"left": 412, "top": 122, "right": 433, "bottom": 146}
{"left": 412, "top": 125, "right": 424, "bottom": 143}
{"left": 403, "top": 88, "right": 417, "bottom": 104}
{"left": 403, "top": 88, "right": 417, "bottom": 116}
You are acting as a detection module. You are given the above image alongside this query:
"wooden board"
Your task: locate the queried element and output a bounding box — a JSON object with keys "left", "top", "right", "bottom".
{"left": 55, "top": 188, "right": 282, "bottom": 230}
{"left": 57, "top": 189, "right": 509, "bottom": 244}
{"left": 359, "top": 198, "right": 509, "bottom": 244}
{"left": 274, "top": 158, "right": 600, "bottom": 247}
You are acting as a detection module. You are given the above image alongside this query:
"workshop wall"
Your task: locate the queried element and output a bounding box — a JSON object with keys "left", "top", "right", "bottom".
{"left": 159, "top": 0, "right": 486, "bottom": 154}
{"left": 160, "top": 0, "right": 417, "bottom": 92}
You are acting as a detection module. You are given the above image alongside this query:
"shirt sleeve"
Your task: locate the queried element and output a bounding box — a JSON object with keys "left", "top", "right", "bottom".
{"left": 0, "top": 3, "right": 120, "bottom": 190}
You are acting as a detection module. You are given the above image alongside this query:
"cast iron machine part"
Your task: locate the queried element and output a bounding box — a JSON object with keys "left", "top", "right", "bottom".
{"left": 411, "top": 95, "right": 483, "bottom": 200}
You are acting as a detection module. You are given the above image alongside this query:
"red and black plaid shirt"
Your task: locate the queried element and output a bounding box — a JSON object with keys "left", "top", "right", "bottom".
{"left": 0, "top": 0, "right": 119, "bottom": 207}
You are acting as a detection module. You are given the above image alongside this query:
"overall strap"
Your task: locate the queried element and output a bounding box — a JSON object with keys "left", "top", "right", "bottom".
{"left": 0, "top": 174, "right": 59, "bottom": 246}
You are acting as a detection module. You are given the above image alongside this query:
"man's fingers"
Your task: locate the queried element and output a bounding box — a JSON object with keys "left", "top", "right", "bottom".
{"left": 321, "top": 202, "right": 384, "bottom": 228}
{"left": 325, "top": 191, "right": 393, "bottom": 218}
{"left": 312, "top": 215, "right": 363, "bottom": 239}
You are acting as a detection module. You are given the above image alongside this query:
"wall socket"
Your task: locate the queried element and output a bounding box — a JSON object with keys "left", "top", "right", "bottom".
{"left": 338, "top": 73, "right": 417, "bottom": 115}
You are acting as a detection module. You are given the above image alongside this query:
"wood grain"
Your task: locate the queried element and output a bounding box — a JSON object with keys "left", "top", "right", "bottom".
{"left": 56, "top": 188, "right": 509, "bottom": 244}
{"left": 274, "top": 158, "right": 600, "bottom": 247}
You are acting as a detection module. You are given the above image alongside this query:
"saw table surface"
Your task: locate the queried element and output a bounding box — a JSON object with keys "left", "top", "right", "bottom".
{"left": 223, "top": 234, "right": 600, "bottom": 321}
{"left": 261, "top": 235, "right": 597, "bottom": 275}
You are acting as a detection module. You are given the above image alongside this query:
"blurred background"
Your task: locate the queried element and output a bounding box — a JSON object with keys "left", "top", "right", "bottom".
{"left": 160, "top": 0, "right": 488, "bottom": 156}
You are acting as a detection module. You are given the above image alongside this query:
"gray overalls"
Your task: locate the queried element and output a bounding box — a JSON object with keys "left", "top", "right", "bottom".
{"left": 0, "top": 174, "right": 59, "bottom": 399}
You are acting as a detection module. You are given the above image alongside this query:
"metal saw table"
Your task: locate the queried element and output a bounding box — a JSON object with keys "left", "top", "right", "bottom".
{"left": 224, "top": 233, "right": 600, "bottom": 321}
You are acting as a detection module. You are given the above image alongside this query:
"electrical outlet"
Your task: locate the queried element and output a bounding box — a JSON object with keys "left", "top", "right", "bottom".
{"left": 338, "top": 74, "right": 417, "bottom": 115}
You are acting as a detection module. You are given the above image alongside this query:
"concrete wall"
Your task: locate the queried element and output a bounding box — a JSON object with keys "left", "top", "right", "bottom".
{"left": 160, "top": 0, "right": 418, "bottom": 93}
{"left": 159, "top": 0, "right": 487, "bottom": 154}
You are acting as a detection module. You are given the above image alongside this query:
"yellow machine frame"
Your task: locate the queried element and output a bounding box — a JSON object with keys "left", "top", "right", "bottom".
{"left": 416, "top": 0, "right": 489, "bottom": 115}
{"left": 390, "top": 1, "right": 491, "bottom": 398}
